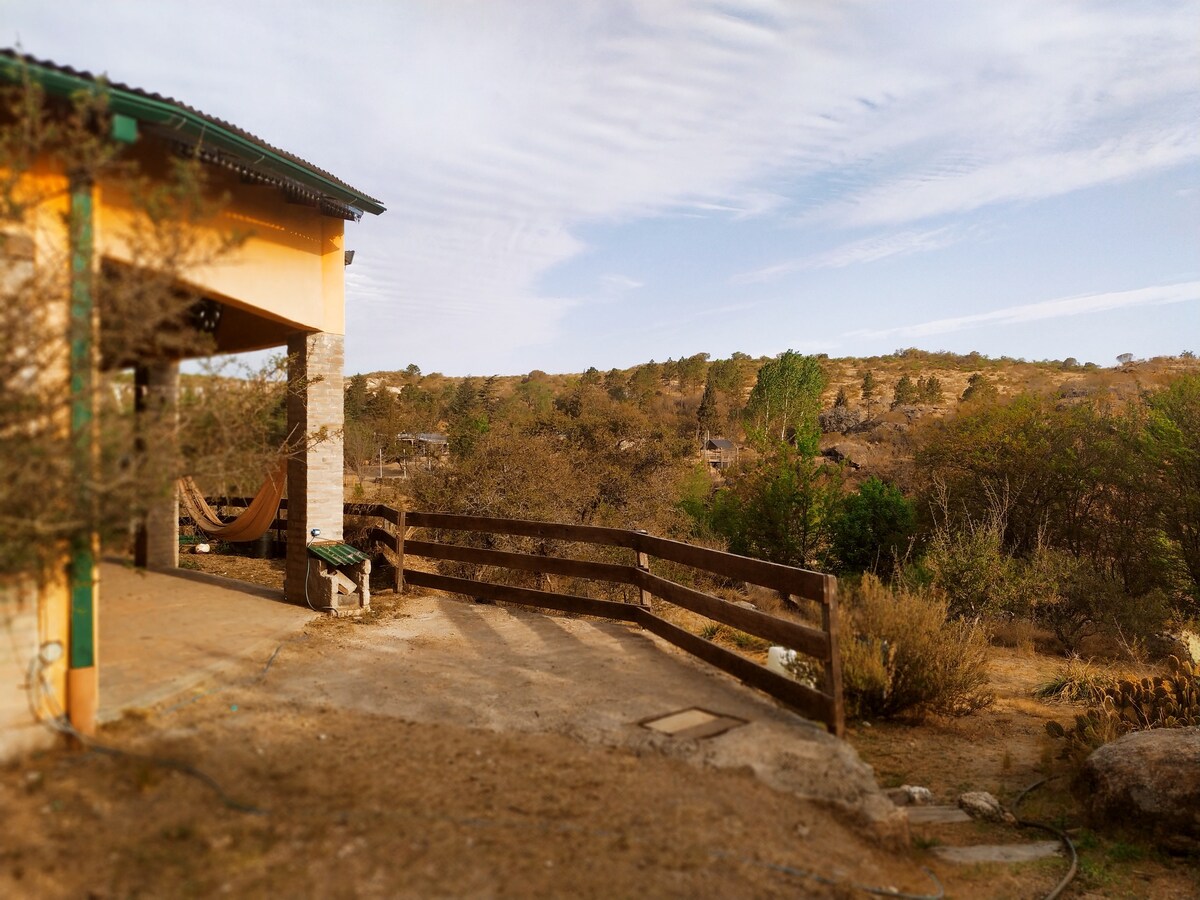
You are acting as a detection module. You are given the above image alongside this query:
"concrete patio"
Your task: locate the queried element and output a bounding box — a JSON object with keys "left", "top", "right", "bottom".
{"left": 97, "top": 561, "right": 314, "bottom": 722}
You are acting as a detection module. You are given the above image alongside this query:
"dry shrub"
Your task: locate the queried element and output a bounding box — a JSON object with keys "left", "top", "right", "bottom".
{"left": 840, "top": 574, "right": 993, "bottom": 721}
{"left": 1033, "top": 655, "right": 1120, "bottom": 704}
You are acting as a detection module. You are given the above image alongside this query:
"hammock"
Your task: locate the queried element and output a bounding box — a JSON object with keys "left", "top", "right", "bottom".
{"left": 178, "top": 458, "right": 287, "bottom": 543}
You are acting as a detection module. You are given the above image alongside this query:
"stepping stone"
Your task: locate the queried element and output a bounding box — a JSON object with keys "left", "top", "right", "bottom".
{"left": 907, "top": 805, "right": 972, "bottom": 825}
{"left": 933, "top": 841, "right": 1062, "bottom": 864}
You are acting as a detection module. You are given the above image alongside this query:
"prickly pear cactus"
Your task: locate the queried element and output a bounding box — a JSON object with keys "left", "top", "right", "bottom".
{"left": 1045, "top": 656, "right": 1200, "bottom": 761}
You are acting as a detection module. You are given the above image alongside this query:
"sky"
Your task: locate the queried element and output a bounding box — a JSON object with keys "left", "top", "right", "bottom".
{"left": 5, "top": 0, "right": 1198, "bottom": 376}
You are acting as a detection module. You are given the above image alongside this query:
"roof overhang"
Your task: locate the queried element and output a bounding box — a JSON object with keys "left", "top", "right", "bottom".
{"left": 0, "top": 51, "right": 385, "bottom": 218}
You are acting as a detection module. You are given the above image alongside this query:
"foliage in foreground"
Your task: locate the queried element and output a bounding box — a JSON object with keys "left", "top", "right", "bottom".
{"left": 839, "top": 574, "right": 993, "bottom": 721}
{"left": 1045, "top": 656, "right": 1200, "bottom": 762}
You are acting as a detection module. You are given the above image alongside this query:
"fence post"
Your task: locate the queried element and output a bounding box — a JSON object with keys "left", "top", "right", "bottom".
{"left": 634, "top": 529, "right": 652, "bottom": 607}
{"left": 395, "top": 507, "right": 405, "bottom": 594}
{"left": 821, "top": 573, "right": 845, "bottom": 737}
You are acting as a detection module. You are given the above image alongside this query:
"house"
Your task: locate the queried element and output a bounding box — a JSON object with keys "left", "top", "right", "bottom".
{"left": 704, "top": 437, "right": 738, "bottom": 469}
{"left": 0, "top": 51, "right": 383, "bottom": 758}
{"left": 397, "top": 432, "right": 451, "bottom": 457}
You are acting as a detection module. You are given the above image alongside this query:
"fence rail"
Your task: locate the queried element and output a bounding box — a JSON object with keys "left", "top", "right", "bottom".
{"left": 396, "top": 511, "right": 842, "bottom": 735}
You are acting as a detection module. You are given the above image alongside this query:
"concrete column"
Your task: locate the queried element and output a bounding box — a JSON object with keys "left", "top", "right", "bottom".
{"left": 285, "top": 331, "right": 346, "bottom": 605}
{"left": 134, "top": 360, "right": 180, "bottom": 569}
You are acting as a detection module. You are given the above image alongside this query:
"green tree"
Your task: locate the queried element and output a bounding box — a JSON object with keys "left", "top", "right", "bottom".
{"left": 344, "top": 373, "right": 369, "bottom": 420}
{"left": 1146, "top": 374, "right": 1200, "bottom": 599}
{"left": 891, "top": 374, "right": 918, "bottom": 408}
{"left": 676, "top": 352, "right": 709, "bottom": 394}
{"left": 448, "top": 377, "right": 489, "bottom": 458}
{"left": 627, "top": 363, "right": 659, "bottom": 409}
{"left": 744, "top": 350, "right": 827, "bottom": 454}
{"left": 860, "top": 370, "right": 877, "bottom": 419}
{"left": 960, "top": 372, "right": 998, "bottom": 404}
{"left": 708, "top": 445, "right": 843, "bottom": 569}
{"left": 830, "top": 477, "right": 916, "bottom": 577}
{"left": 917, "top": 375, "right": 944, "bottom": 404}
{"left": 696, "top": 381, "right": 719, "bottom": 438}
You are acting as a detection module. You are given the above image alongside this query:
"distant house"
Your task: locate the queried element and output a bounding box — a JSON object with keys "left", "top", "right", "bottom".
{"left": 397, "top": 432, "right": 450, "bottom": 457}
{"left": 704, "top": 438, "right": 738, "bottom": 469}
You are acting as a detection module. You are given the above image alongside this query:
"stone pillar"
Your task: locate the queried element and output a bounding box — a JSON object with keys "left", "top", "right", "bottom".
{"left": 285, "top": 331, "right": 348, "bottom": 607}
{"left": 134, "top": 360, "right": 180, "bottom": 569}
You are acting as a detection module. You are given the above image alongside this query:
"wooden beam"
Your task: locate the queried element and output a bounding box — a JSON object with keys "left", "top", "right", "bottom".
{"left": 404, "top": 539, "right": 636, "bottom": 585}
{"left": 402, "top": 569, "right": 641, "bottom": 622}
{"left": 635, "top": 570, "right": 830, "bottom": 661}
{"left": 633, "top": 608, "right": 836, "bottom": 733}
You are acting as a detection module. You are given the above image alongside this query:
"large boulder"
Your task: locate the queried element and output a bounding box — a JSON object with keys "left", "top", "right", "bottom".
{"left": 1079, "top": 727, "right": 1200, "bottom": 850}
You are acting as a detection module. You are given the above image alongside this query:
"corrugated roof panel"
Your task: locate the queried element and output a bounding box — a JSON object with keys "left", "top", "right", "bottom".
{"left": 0, "top": 49, "right": 384, "bottom": 216}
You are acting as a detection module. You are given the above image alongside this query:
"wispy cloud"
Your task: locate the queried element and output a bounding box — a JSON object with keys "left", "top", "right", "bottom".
{"left": 600, "top": 274, "right": 643, "bottom": 291}
{"left": 846, "top": 281, "right": 1200, "bottom": 341}
{"left": 732, "top": 226, "right": 966, "bottom": 284}
{"left": 13, "top": 1, "right": 1199, "bottom": 372}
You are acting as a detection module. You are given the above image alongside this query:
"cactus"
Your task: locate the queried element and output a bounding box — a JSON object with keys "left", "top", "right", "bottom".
{"left": 1045, "top": 656, "right": 1200, "bottom": 761}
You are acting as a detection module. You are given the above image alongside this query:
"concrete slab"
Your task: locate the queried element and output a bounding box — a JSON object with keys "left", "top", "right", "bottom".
{"left": 98, "top": 561, "right": 314, "bottom": 722}
{"left": 933, "top": 841, "right": 1062, "bottom": 863}
{"left": 249, "top": 593, "right": 906, "bottom": 840}
{"left": 908, "top": 805, "right": 973, "bottom": 825}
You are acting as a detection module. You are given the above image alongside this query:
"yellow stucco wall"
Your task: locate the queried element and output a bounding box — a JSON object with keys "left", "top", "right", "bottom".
{"left": 94, "top": 144, "right": 346, "bottom": 343}
{"left": 12, "top": 141, "right": 346, "bottom": 346}
{"left": 1, "top": 130, "right": 346, "bottom": 757}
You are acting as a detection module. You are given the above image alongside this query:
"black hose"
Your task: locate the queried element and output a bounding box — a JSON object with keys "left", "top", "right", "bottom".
{"left": 1012, "top": 776, "right": 1078, "bottom": 900}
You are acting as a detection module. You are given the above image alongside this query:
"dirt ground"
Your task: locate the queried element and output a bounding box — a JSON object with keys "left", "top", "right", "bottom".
{"left": 3, "top": 601, "right": 935, "bottom": 900}
{"left": 847, "top": 651, "right": 1200, "bottom": 898}
{"left": 5, "top": 555, "right": 1199, "bottom": 898}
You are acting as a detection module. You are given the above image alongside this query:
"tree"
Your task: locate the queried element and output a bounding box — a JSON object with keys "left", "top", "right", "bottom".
{"left": 743, "top": 350, "right": 827, "bottom": 454}
{"left": 829, "top": 477, "right": 915, "bottom": 577}
{"left": 834, "top": 386, "right": 849, "bottom": 408}
{"left": 1146, "top": 374, "right": 1200, "bottom": 601}
{"left": 1117, "top": 352, "right": 1134, "bottom": 366}
{"left": 917, "top": 375, "right": 944, "bottom": 404}
{"left": 891, "top": 374, "right": 918, "bottom": 408}
{"left": 448, "top": 377, "right": 489, "bottom": 458}
{"left": 676, "top": 352, "right": 709, "bottom": 394}
{"left": 860, "top": 371, "right": 877, "bottom": 419}
{"left": 960, "top": 373, "right": 998, "bottom": 404}
{"left": 344, "top": 373, "right": 369, "bottom": 420}
{"left": 708, "top": 445, "right": 843, "bottom": 569}
{"left": 627, "top": 364, "right": 659, "bottom": 408}
{"left": 696, "top": 381, "right": 719, "bottom": 439}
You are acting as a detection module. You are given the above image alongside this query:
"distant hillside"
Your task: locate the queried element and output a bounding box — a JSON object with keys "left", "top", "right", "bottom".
{"left": 349, "top": 349, "right": 1200, "bottom": 487}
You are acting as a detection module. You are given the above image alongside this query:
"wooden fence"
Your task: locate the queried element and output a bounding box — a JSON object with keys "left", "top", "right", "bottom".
{"left": 197, "top": 500, "right": 843, "bottom": 735}
{"left": 391, "top": 511, "right": 842, "bottom": 736}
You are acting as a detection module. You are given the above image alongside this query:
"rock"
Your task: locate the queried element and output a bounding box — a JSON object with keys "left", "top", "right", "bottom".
{"left": 958, "top": 791, "right": 1009, "bottom": 823}
{"left": 885, "top": 784, "right": 933, "bottom": 807}
{"left": 819, "top": 407, "right": 863, "bottom": 434}
{"left": 1079, "top": 727, "right": 1200, "bottom": 845}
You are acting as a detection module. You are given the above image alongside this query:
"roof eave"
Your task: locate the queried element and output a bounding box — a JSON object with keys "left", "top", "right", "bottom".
{"left": 0, "top": 54, "right": 386, "bottom": 217}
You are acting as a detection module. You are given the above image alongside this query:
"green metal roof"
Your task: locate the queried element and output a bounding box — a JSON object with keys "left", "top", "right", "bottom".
{"left": 0, "top": 50, "right": 385, "bottom": 218}
{"left": 308, "top": 542, "right": 371, "bottom": 567}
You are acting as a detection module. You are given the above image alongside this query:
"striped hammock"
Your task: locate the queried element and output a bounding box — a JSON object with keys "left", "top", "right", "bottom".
{"left": 178, "top": 458, "right": 287, "bottom": 543}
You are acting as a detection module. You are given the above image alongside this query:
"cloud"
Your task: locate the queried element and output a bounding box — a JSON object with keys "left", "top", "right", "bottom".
{"left": 846, "top": 281, "right": 1200, "bottom": 341}
{"left": 732, "top": 226, "right": 966, "bottom": 284}
{"left": 600, "top": 274, "right": 643, "bottom": 291}
{"left": 10, "top": 1, "right": 1199, "bottom": 372}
